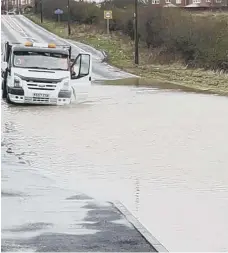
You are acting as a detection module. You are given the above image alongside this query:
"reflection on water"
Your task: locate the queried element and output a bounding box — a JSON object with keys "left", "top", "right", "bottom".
{"left": 135, "top": 177, "right": 140, "bottom": 216}
{"left": 96, "top": 77, "right": 227, "bottom": 96}
{"left": 1, "top": 84, "right": 228, "bottom": 252}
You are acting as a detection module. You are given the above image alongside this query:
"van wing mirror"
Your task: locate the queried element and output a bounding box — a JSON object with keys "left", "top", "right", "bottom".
{"left": 70, "top": 58, "right": 74, "bottom": 65}
{"left": 1, "top": 62, "right": 7, "bottom": 71}
{"left": 70, "top": 53, "right": 91, "bottom": 79}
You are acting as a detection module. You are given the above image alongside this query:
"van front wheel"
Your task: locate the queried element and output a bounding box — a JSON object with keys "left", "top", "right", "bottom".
{"left": 6, "top": 94, "right": 13, "bottom": 104}
{"left": 2, "top": 79, "right": 7, "bottom": 99}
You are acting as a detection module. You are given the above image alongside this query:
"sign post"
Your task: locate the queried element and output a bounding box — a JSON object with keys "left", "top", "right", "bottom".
{"left": 104, "top": 10, "right": 112, "bottom": 35}
{"left": 134, "top": 0, "right": 139, "bottom": 64}
{"left": 40, "top": 0, "right": 43, "bottom": 23}
{"left": 67, "top": 0, "right": 71, "bottom": 36}
{"left": 54, "top": 8, "right": 63, "bottom": 22}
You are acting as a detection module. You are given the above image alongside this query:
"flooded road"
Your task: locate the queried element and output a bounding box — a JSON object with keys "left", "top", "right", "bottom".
{"left": 2, "top": 14, "right": 228, "bottom": 252}
{"left": 2, "top": 83, "right": 228, "bottom": 252}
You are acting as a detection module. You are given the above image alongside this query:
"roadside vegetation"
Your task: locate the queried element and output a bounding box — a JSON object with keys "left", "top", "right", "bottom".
{"left": 26, "top": 0, "right": 228, "bottom": 94}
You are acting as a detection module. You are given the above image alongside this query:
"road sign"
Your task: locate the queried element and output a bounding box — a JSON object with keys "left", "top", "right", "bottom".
{"left": 104, "top": 10, "right": 112, "bottom": 20}
{"left": 54, "top": 9, "right": 63, "bottom": 15}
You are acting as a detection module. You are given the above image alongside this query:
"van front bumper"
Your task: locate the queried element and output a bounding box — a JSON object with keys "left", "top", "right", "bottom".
{"left": 7, "top": 87, "right": 72, "bottom": 105}
{"left": 8, "top": 93, "right": 71, "bottom": 105}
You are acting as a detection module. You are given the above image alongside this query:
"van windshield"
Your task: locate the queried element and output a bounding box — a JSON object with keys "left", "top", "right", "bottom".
{"left": 13, "top": 50, "right": 69, "bottom": 71}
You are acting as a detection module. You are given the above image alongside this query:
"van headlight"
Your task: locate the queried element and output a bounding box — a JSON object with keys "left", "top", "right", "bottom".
{"left": 14, "top": 76, "right": 22, "bottom": 88}
{"left": 62, "top": 79, "right": 70, "bottom": 91}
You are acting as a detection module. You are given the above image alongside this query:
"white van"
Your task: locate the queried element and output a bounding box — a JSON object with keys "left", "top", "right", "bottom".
{"left": 1, "top": 41, "right": 92, "bottom": 105}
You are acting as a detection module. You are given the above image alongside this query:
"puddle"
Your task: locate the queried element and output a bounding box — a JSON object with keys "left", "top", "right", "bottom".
{"left": 95, "top": 77, "right": 224, "bottom": 96}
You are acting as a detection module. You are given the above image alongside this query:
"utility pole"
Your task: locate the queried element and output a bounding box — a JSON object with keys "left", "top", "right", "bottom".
{"left": 40, "top": 0, "right": 43, "bottom": 23}
{"left": 6, "top": 0, "right": 9, "bottom": 13}
{"left": 19, "top": 0, "right": 21, "bottom": 14}
{"left": 134, "top": 0, "right": 139, "bottom": 65}
{"left": 16, "top": 0, "right": 20, "bottom": 14}
{"left": 67, "top": 0, "right": 71, "bottom": 36}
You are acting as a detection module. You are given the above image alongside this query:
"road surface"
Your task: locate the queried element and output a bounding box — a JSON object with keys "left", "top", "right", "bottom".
{"left": 2, "top": 154, "right": 159, "bottom": 252}
{"left": 1, "top": 14, "right": 165, "bottom": 252}
{"left": 1, "top": 14, "right": 228, "bottom": 252}
{"left": 1, "top": 14, "right": 167, "bottom": 252}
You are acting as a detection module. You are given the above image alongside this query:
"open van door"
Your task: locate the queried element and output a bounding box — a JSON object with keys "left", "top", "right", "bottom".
{"left": 1, "top": 42, "right": 12, "bottom": 98}
{"left": 70, "top": 53, "right": 92, "bottom": 103}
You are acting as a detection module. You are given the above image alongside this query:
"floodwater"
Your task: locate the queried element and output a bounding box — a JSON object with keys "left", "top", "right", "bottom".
{"left": 1, "top": 83, "right": 228, "bottom": 252}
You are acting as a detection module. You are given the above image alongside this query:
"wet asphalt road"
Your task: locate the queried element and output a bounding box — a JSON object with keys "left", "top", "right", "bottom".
{"left": 2, "top": 152, "right": 155, "bottom": 252}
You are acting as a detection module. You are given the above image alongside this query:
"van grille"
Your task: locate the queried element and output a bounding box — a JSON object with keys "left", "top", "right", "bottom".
{"left": 23, "top": 77, "right": 60, "bottom": 83}
{"left": 27, "top": 83, "right": 57, "bottom": 91}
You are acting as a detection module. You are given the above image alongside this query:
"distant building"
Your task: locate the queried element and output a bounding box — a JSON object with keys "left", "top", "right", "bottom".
{"left": 185, "top": 0, "right": 228, "bottom": 7}
{"left": 149, "top": 0, "right": 228, "bottom": 7}
{"left": 150, "top": 0, "right": 185, "bottom": 7}
{"left": 2, "top": 0, "right": 33, "bottom": 10}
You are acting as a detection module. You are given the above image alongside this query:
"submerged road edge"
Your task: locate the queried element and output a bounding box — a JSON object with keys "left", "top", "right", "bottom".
{"left": 112, "top": 201, "right": 169, "bottom": 252}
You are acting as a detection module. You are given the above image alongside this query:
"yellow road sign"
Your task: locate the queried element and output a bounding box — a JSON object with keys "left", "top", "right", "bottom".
{"left": 104, "top": 10, "right": 112, "bottom": 20}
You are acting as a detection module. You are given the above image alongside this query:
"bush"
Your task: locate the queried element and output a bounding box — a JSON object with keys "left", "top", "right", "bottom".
{"left": 37, "top": 0, "right": 228, "bottom": 71}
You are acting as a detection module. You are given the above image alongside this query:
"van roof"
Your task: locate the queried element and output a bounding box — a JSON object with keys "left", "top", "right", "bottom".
{"left": 12, "top": 45, "right": 69, "bottom": 56}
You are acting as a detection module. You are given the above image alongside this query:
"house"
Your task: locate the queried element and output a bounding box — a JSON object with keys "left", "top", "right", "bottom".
{"left": 185, "top": 0, "right": 228, "bottom": 7}
{"left": 150, "top": 0, "right": 228, "bottom": 7}
{"left": 2, "top": 0, "right": 33, "bottom": 9}
{"left": 150, "top": 0, "right": 190, "bottom": 7}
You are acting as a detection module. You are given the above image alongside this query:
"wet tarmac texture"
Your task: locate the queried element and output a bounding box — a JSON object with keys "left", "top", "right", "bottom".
{"left": 1, "top": 162, "right": 156, "bottom": 252}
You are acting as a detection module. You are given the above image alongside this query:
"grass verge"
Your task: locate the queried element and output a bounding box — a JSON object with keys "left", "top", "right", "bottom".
{"left": 25, "top": 14, "right": 228, "bottom": 96}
